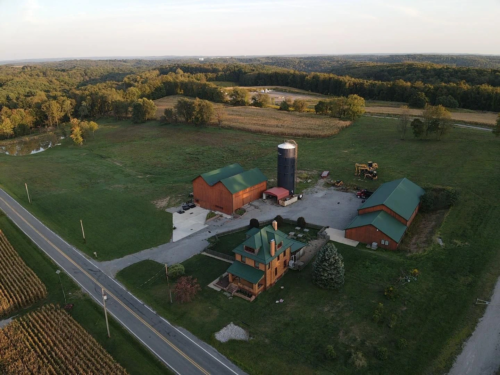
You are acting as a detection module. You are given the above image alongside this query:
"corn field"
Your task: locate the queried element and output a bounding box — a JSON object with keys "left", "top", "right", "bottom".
{"left": 0, "top": 230, "right": 47, "bottom": 317}
{"left": 0, "top": 304, "right": 128, "bottom": 374}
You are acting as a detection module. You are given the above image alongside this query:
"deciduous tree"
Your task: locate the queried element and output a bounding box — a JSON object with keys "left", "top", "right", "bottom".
{"left": 70, "top": 125, "right": 83, "bottom": 146}
{"left": 175, "top": 98, "right": 196, "bottom": 123}
{"left": 293, "top": 99, "right": 307, "bottom": 113}
{"left": 193, "top": 98, "right": 214, "bottom": 125}
{"left": 345, "top": 94, "right": 365, "bottom": 120}
{"left": 174, "top": 276, "right": 201, "bottom": 303}
{"left": 409, "top": 92, "right": 428, "bottom": 109}
{"left": 214, "top": 105, "right": 226, "bottom": 127}
{"left": 493, "top": 114, "right": 500, "bottom": 137}
{"left": 42, "top": 100, "right": 64, "bottom": 127}
{"left": 229, "top": 88, "right": 249, "bottom": 106}
{"left": 251, "top": 93, "right": 271, "bottom": 108}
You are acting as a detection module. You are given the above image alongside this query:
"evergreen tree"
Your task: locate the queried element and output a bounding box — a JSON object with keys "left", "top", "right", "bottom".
{"left": 312, "top": 243, "right": 345, "bottom": 290}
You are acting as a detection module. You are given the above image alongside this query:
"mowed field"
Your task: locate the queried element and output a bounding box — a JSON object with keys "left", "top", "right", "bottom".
{"left": 154, "top": 95, "right": 351, "bottom": 137}
{"left": 364, "top": 106, "right": 498, "bottom": 126}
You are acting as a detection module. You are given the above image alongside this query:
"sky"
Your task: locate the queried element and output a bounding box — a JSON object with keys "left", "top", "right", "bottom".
{"left": 0, "top": 0, "right": 499, "bottom": 61}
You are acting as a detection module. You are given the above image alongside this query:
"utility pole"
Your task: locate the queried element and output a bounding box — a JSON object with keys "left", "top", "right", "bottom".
{"left": 102, "top": 288, "right": 111, "bottom": 338}
{"left": 165, "top": 264, "right": 173, "bottom": 304}
{"left": 80, "top": 220, "right": 86, "bottom": 243}
{"left": 25, "top": 183, "right": 31, "bottom": 203}
{"left": 55, "top": 270, "right": 66, "bottom": 304}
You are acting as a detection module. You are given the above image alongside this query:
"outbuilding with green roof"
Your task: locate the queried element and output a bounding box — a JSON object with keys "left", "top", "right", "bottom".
{"left": 192, "top": 163, "right": 267, "bottom": 215}
{"left": 345, "top": 178, "right": 425, "bottom": 250}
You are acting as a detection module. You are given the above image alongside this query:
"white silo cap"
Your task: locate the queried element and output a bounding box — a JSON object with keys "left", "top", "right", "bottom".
{"left": 278, "top": 142, "right": 296, "bottom": 149}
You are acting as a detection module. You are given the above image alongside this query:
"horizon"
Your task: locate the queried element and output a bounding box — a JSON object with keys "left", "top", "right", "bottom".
{"left": 1, "top": 0, "right": 499, "bottom": 61}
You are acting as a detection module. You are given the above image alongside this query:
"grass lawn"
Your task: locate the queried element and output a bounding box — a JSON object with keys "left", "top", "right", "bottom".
{"left": 0, "top": 211, "right": 169, "bottom": 375}
{"left": 115, "top": 116, "right": 500, "bottom": 374}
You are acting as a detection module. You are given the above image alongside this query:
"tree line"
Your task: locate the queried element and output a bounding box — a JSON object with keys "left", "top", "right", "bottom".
{"left": 160, "top": 63, "right": 500, "bottom": 112}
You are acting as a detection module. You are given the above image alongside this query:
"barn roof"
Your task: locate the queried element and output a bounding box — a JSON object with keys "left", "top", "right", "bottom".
{"left": 233, "top": 225, "right": 305, "bottom": 265}
{"left": 346, "top": 211, "right": 407, "bottom": 242}
{"left": 359, "top": 178, "right": 425, "bottom": 220}
{"left": 220, "top": 168, "right": 267, "bottom": 194}
{"left": 199, "top": 163, "right": 245, "bottom": 186}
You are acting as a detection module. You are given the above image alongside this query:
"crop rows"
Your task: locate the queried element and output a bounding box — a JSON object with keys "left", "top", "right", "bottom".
{"left": 0, "top": 305, "right": 128, "bottom": 374}
{"left": 0, "top": 230, "right": 47, "bottom": 316}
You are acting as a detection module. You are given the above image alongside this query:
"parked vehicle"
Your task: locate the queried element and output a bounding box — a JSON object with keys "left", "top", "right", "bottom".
{"left": 356, "top": 189, "right": 373, "bottom": 199}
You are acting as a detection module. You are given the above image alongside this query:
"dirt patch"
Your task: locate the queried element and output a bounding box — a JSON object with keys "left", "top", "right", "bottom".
{"left": 401, "top": 210, "right": 448, "bottom": 253}
{"left": 152, "top": 197, "right": 171, "bottom": 209}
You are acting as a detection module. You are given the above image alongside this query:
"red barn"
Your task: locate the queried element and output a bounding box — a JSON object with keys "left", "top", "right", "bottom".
{"left": 345, "top": 178, "right": 425, "bottom": 250}
{"left": 192, "top": 163, "right": 267, "bottom": 215}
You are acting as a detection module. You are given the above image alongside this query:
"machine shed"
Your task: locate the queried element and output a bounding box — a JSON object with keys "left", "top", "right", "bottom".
{"left": 193, "top": 164, "right": 267, "bottom": 215}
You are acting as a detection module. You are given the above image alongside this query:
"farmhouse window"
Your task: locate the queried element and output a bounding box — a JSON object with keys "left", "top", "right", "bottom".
{"left": 277, "top": 254, "right": 281, "bottom": 260}
{"left": 274, "top": 268, "right": 278, "bottom": 276}
{"left": 244, "top": 245, "right": 256, "bottom": 254}
{"left": 254, "top": 261, "right": 260, "bottom": 269}
{"left": 241, "top": 256, "right": 246, "bottom": 263}
{"left": 277, "top": 241, "right": 283, "bottom": 250}
{"left": 268, "top": 264, "right": 271, "bottom": 270}
{"left": 284, "top": 260, "right": 287, "bottom": 268}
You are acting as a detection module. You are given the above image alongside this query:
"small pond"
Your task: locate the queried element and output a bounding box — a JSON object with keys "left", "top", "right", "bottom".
{"left": 0, "top": 134, "right": 62, "bottom": 156}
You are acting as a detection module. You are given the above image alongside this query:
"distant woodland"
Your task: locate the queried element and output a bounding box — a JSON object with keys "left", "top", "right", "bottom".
{"left": 1, "top": 55, "right": 500, "bottom": 138}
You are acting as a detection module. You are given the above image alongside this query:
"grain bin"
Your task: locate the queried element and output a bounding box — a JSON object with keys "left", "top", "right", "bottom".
{"left": 277, "top": 140, "right": 297, "bottom": 195}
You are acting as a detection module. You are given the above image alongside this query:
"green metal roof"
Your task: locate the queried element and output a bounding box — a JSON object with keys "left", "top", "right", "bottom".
{"left": 233, "top": 225, "right": 306, "bottom": 265}
{"left": 227, "top": 261, "right": 264, "bottom": 284}
{"left": 199, "top": 163, "right": 245, "bottom": 186}
{"left": 220, "top": 168, "right": 267, "bottom": 194}
{"left": 346, "top": 211, "right": 407, "bottom": 242}
{"left": 359, "top": 178, "right": 425, "bottom": 220}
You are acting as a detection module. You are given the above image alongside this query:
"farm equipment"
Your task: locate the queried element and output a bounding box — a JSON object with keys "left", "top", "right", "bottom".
{"left": 355, "top": 161, "right": 379, "bottom": 179}
{"left": 333, "top": 180, "right": 344, "bottom": 187}
{"left": 356, "top": 189, "right": 373, "bottom": 199}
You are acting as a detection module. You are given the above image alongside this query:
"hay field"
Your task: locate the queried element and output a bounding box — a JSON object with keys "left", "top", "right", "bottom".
{"left": 154, "top": 96, "right": 351, "bottom": 137}
{"left": 364, "top": 106, "right": 497, "bottom": 126}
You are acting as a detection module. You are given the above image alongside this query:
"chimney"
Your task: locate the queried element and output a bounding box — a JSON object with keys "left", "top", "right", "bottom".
{"left": 270, "top": 239, "right": 276, "bottom": 256}
{"left": 272, "top": 220, "right": 278, "bottom": 231}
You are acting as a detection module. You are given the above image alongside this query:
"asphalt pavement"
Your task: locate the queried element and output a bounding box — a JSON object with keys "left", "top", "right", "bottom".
{"left": 0, "top": 188, "right": 245, "bottom": 375}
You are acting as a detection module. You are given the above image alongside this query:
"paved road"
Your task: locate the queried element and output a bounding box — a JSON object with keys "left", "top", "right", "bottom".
{"left": 0, "top": 188, "right": 245, "bottom": 375}
{"left": 449, "top": 278, "right": 500, "bottom": 375}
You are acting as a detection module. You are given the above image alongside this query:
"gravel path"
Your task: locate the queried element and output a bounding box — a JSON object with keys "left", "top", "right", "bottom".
{"left": 449, "top": 278, "right": 500, "bottom": 375}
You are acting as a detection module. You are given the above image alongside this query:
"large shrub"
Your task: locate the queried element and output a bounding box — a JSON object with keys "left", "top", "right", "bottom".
{"left": 249, "top": 218, "right": 260, "bottom": 229}
{"left": 312, "top": 243, "right": 345, "bottom": 290}
{"left": 297, "top": 217, "right": 306, "bottom": 229}
{"left": 168, "top": 264, "right": 185, "bottom": 279}
{"left": 420, "top": 187, "right": 458, "bottom": 212}
{"left": 274, "top": 215, "right": 284, "bottom": 227}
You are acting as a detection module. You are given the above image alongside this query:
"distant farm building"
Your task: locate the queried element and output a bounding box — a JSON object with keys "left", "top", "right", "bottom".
{"left": 220, "top": 221, "right": 306, "bottom": 301}
{"left": 345, "top": 178, "right": 425, "bottom": 250}
{"left": 192, "top": 163, "right": 267, "bottom": 215}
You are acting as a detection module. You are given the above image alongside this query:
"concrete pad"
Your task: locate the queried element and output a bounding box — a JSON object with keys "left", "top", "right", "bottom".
{"left": 172, "top": 206, "right": 210, "bottom": 242}
{"left": 325, "top": 228, "right": 359, "bottom": 247}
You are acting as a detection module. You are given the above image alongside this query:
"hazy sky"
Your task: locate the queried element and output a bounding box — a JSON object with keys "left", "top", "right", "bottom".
{"left": 0, "top": 0, "right": 499, "bottom": 61}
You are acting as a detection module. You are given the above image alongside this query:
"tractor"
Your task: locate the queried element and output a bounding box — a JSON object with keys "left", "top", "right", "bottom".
{"left": 355, "top": 161, "right": 379, "bottom": 180}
